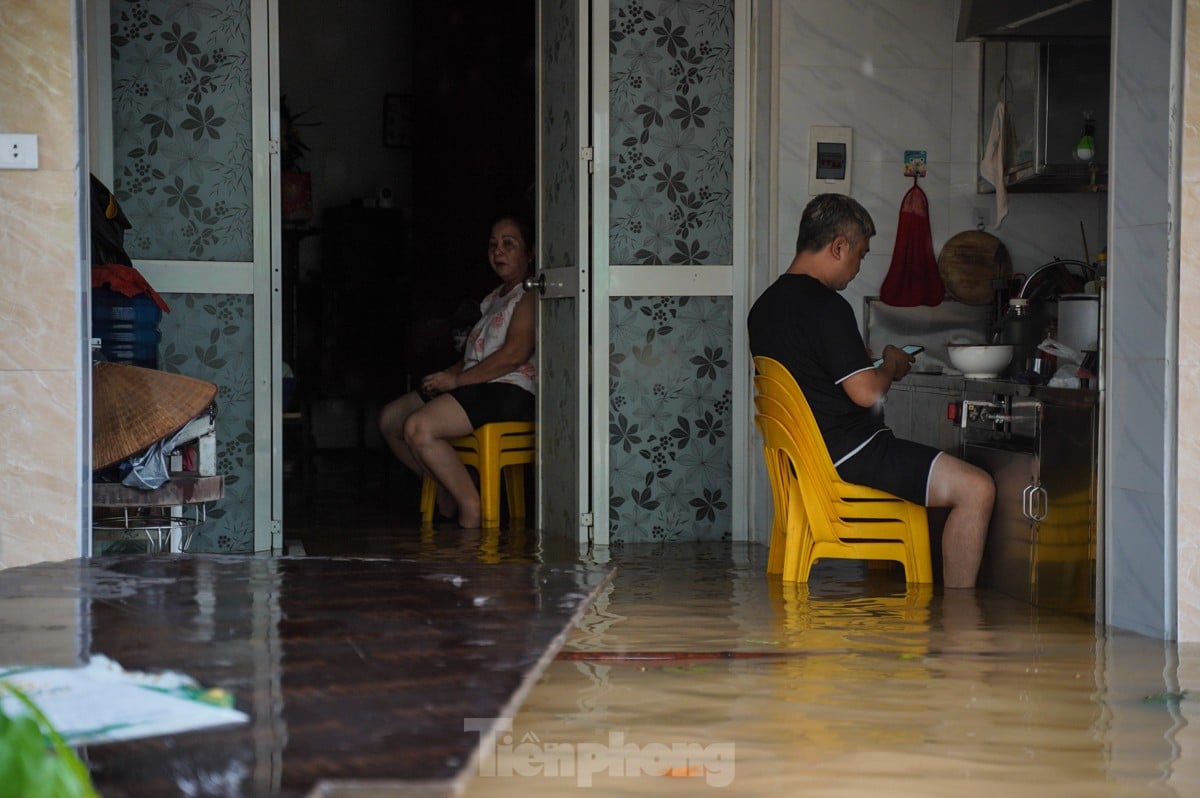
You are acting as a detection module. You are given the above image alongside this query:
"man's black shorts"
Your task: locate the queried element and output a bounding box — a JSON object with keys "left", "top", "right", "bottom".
{"left": 835, "top": 430, "right": 942, "bottom": 506}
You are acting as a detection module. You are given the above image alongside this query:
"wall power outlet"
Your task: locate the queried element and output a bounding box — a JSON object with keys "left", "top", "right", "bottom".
{"left": 0, "top": 134, "right": 39, "bottom": 170}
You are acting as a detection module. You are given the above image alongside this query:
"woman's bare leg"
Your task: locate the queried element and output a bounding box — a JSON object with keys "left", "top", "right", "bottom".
{"left": 402, "top": 395, "right": 480, "bottom": 527}
{"left": 434, "top": 484, "right": 457, "bottom": 519}
{"left": 379, "top": 392, "right": 427, "bottom": 474}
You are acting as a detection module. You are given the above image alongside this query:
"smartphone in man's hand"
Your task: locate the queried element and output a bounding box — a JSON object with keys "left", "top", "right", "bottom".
{"left": 873, "top": 344, "right": 924, "bottom": 368}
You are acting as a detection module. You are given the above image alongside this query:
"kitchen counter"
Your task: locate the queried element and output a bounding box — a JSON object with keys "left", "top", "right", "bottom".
{"left": 898, "top": 370, "right": 1098, "bottom": 399}
{"left": 889, "top": 370, "right": 1098, "bottom": 614}
{"left": 885, "top": 371, "right": 1094, "bottom": 454}
{"left": 953, "top": 377, "right": 1098, "bottom": 616}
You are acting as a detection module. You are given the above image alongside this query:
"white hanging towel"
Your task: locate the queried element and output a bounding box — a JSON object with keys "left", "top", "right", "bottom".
{"left": 979, "top": 101, "right": 1009, "bottom": 228}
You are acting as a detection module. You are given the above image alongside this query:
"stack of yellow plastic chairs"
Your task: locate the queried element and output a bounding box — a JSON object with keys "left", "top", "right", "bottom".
{"left": 752, "top": 356, "right": 932, "bottom": 583}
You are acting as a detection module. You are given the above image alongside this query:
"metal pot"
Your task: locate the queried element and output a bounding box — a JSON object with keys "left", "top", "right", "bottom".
{"left": 1058, "top": 293, "right": 1100, "bottom": 352}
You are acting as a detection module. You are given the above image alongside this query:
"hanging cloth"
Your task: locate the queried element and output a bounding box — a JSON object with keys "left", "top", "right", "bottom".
{"left": 979, "top": 100, "right": 1010, "bottom": 228}
{"left": 879, "top": 181, "right": 943, "bottom": 307}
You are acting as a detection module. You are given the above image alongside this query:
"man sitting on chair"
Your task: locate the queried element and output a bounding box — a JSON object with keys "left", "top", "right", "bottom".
{"left": 747, "top": 193, "right": 994, "bottom": 588}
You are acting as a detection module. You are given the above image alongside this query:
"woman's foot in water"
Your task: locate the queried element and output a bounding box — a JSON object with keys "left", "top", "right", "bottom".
{"left": 435, "top": 485, "right": 458, "bottom": 523}
{"left": 456, "top": 496, "right": 482, "bottom": 529}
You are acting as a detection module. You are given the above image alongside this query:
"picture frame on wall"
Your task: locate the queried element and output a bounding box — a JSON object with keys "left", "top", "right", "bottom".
{"left": 383, "top": 93, "right": 412, "bottom": 149}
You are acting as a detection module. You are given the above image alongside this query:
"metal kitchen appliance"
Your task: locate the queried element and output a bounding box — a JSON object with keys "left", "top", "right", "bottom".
{"left": 1057, "top": 292, "right": 1100, "bottom": 351}
{"left": 956, "top": 382, "right": 1098, "bottom": 614}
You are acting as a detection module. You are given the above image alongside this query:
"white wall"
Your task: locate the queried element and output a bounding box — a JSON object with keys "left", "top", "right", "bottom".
{"left": 769, "top": 0, "right": 1106, "bottom": 327}
{"left": 1106, "top": 0, "right": 1180, "bottom": 638}
{"left": 750, "top": 1, "right": 779, "bottom": 543}
{"left": 279, "top": 0, "right": 414, "bottom": 224}
{"left": 1175, "top": 0, "right": 1200, "bottom": 643}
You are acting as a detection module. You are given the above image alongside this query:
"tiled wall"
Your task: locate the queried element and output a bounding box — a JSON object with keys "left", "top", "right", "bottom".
{"left": 0, "top": 0, "right": 86, "bottom": 567}
{"left": 773, "top": 0, "right": 1105, "bottom": 329}
{"left": 1106, "top": 0, "right": 1179, "bottom": 639}
{"left": 1177, "top": 0, "right": 1200, "bottom": 642}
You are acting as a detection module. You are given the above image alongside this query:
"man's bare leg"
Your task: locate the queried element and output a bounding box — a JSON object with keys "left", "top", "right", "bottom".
{"left": 927, "top": 453, "right": 994, "bottom": 588}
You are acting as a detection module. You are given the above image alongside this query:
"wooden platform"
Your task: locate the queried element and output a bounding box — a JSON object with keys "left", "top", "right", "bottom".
{"left": 0, "top": 554, "right": 613, "bottom": 796}
{"left": 92, "top": 475, "right": 226, "bottom": 553}
{"left": 92, "top": 474, "right": 226, "bottom": 507}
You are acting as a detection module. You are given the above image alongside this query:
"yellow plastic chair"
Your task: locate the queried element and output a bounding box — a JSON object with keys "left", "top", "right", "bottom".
{"left": 754, "top": 375, "right": 918, "bottom": 579}
{"left": 757, "top": 410, "right": 793, "bottom": 577}
{"left": 419, "top": 421, "right": 535, "bottom": 527}
{"left": 752, "top": 356, "right": 933, "bottom": 583}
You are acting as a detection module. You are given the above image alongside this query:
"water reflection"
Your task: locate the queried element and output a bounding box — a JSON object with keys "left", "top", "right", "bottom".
{"left": 294, "top": 527, "right": 1200, "bottom": 796}
{"left": 456, "top": 542, "right": 1200, "bottom": 797}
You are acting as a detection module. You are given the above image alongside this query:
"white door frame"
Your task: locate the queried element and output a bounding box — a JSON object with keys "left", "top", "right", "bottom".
{"left": 587, "top": 0, "right": 612, "bottom": 545}
{"left": 85, "top": 0, "right": 281, "bottom": 553}
{"left": 587, "top": 0, "right": 753, "bottom": 544}
{"left": 533, "top": 0, "right": 594, "bottom": 547}
{"left": 259, "top": 0, "right": 283, "bottom": 551}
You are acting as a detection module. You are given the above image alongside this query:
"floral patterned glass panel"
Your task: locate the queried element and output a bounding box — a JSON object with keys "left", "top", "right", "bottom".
{"left": 609, "top": 0, "right": 733, "bottom": 265}
{"left": 109, "top": 0, "right": 256, "bottom": 552}
{"left": 607, "top": 0, "right": 735, "bottom": 543}
{"left": 608, "top": 296, "right": 733, "bottom": 543}
{"left": 157, "top": 293, "right": 256, "bottom": 553}
{"left": 109, "top": 0, "right": 254, "bottom": 261}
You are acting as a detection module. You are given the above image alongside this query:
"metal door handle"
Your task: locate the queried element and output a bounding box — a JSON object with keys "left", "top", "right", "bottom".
{"left": 1029, "top": 485, "right": 1048, "bottom": 521}
{"left": 523, "top": 273, "right": 546, "bottom": 295}
{"left": 1022, "top": 483, "right": 1048, "bottom": 522}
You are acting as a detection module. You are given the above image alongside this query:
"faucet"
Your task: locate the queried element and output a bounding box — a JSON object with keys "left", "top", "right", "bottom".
{"left": 1015, "top": 258, "right": 1097, "bottom": 300}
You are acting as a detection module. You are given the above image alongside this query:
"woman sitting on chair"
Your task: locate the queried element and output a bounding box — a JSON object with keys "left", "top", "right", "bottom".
{"left": 379, "top": 215, "right": 536, "bottom": 528}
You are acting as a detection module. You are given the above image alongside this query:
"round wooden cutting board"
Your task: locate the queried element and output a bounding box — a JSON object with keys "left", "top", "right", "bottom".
{"left": 937, "top": 230, "right": 1013, "bottom": 305}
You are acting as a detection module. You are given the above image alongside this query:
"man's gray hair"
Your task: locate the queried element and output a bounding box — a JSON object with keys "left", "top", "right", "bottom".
{"left": 795, "top": 193, "right": 876, "bottom": 254}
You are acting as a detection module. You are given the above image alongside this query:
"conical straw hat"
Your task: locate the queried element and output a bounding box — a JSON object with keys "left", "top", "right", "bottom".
{"left": 92, "top": 362, "right": 217, "bottom": 470}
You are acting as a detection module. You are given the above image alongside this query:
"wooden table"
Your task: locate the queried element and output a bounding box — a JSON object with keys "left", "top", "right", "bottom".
{"left": 0, "top": 554, "right": 612, "bottom": 797}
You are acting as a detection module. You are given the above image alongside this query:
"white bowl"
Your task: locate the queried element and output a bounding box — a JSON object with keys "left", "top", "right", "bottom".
{"left": 946, "top": 344, "right": 1013, "bottom": 378}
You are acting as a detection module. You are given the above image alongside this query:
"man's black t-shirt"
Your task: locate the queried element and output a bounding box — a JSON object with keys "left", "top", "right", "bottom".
{"left": 747, "top": 273, "right": 886, "bottom": 464}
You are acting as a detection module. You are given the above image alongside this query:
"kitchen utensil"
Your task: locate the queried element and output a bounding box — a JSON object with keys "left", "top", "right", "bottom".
{"left": 998, "top": 298, "right": 1045, "bottom": 378}
{"left": 937, "top": 230, "right": 1013, "bottom": 305}
{"left": 1014, "top": 356, "right": 1051, "bottom": 386}
{"left": 1058, "top": 293, "right": 1100, "bottom": 351}
{"left": 946, "top": 344, "right": 1014, "bottom": 378}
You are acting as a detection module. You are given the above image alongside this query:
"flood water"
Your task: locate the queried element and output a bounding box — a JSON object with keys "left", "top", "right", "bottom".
{"left": 298, "top": 523, "right": 1200, "bottom": 797}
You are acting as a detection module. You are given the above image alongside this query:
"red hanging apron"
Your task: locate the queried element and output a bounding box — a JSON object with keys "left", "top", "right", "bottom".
{"left": 879, "top": 182, "right": 944, "bottom": 307}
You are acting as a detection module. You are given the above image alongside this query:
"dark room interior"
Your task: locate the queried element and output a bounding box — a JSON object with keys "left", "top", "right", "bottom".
{"left": 278, "top": 1, "right": 535, "bottom": 537}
